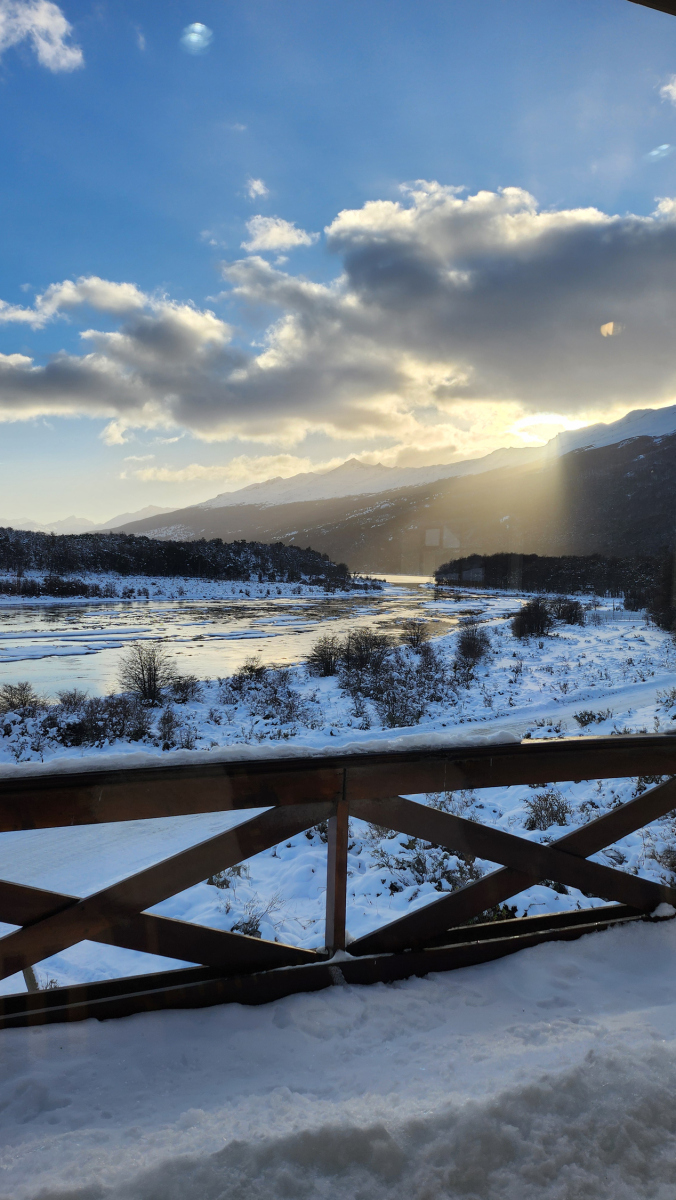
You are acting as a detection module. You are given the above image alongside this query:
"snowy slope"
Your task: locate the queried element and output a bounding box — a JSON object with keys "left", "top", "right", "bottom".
{"left": 552, "top": 402, "right": 676, "bottom": 455}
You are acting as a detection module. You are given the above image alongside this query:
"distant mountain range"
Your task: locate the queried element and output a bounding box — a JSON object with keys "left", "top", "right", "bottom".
{"left": 108, "top": 404, "right": 676, "bottom": 571}
{"left": 5, "top": 404, "right": 676, "bottom": 571}
{"left": 0, "top": 505, "right": 175, "bottom": 536}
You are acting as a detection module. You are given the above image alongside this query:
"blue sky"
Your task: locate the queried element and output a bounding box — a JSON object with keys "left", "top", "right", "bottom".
{"left": 2, "top": 0, "right": 676, "bottom": 522}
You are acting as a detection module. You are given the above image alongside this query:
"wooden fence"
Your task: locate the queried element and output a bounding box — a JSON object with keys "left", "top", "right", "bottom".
{"left": 1, "top": 733, "right": 675, "bottom": 1028}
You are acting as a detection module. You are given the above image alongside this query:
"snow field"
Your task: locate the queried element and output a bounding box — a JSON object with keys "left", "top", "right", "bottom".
{"left": 2, "top": 918, "right": 676, "bottom": 1198}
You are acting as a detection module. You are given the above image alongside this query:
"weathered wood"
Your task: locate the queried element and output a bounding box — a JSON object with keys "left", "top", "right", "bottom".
{"left": 0, "top": 878, "right": 320, "bottom": 971}
{"left": 0, "top": 907, "right": 645, "bottom": 1030}
{"left": 325, "top": 796, "right": 349, "bottom": 953}
{"left": 0, "top": 801, "right": 331, "bottom": 980}
{"left": 349, "top": 778, "right": 676, "bottom": 954}
{"left": 1, "top": 735, "right": 675, "bottom": 831}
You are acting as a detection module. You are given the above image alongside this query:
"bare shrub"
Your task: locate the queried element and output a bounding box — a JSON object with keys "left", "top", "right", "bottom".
{"left": 307, "top": 634, "right": 342, "bottom": 676}
{"left": 117, "top": 642, "right": 178, "bottom": 704}
{"left": 399, "top": 618, "right": 430, "bottom": 649}
{"left": 511, "top": 598, "right": 553, "bottom": 639}
{"left": 157, "top": 706, "right": 181, "bottom": 749}
{"left": 230, "top": 894, "right": 283, "bottom": 938}
{"left": 524, "top": 788, "right": 571, "bottom": 830}
{"left": 171, "top": 674, "right": 201, "bottom": 703}
{"left": 57, "top": 688, "right": 89, "bottom": 712}
{"left": 0, "top": 681, "right": 43, "bottom": 716}
{"left": 456, "top": 622, "right": 490, "bottom": 663}
{"left": 550, "top": 596, "right": 585, "bottom": 625}
{"left": 574, "top": 708, "right": 613, "bottom": 728}
{"left": 342, "top": 628, "right": 392, "bottom": 672}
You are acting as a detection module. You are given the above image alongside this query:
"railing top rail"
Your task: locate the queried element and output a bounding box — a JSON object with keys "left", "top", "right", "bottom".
{"left": 0, "top": 733, "right": 674, "bottom": 832}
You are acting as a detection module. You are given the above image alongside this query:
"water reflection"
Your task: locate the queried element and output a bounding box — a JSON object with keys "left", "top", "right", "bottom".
{"left": 0, "top": 577, "right": 464, "bottom": 698}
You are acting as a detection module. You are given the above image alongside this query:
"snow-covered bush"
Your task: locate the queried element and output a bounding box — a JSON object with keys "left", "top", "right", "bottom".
{"left": 338, "top": 639, "right": 455, "bottom": 729}
{"left": 524, "top": 789, "right": 571, "bottom": 831}
{"left": 372, "top": 834, "right": 481, "bottom": 893}
{"left": 42, "top": 693, "right": 152, "bottom": 747}
{"left": 456, "top": 622, "right": 491, "bottom": 664}
{"left": 221, "top": 659, "right": 315, "bottom": 727}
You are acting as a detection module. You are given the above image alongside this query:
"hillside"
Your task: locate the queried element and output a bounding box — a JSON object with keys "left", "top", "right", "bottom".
{"left": 114, "top": 432, "right": 676, "bottom": 572}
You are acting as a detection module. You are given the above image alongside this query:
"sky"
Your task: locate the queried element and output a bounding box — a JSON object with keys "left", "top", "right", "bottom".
{"left": 2, "top": 1, "right": 676, "bottom": 523}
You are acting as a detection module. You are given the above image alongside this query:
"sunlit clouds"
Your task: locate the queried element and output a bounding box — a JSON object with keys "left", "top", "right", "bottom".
{"left": 0, "top": 0, "right": 82, "bottom": 72}
{"left": 241, "top": 216, "right": 319, "bottom": 252}
{"left": 3, "top": 183, "right": 676, "bottom": 471}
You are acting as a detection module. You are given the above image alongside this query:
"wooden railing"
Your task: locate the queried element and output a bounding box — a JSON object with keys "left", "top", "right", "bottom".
{"left": 1, "top": 733, "right": 676, "bottom": 1028}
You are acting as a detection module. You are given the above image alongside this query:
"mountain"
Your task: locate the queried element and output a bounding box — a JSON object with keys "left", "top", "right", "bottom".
{"left": 95, "top": 505, "right": 175, "bottom": 530}
{"left": 199, "top": 447, "right": 544, "bottom": 509}
{"left": 0, "top": 505, "right": 174, "bottom": 536}
{"left": 113, "top": 405, "right": 676, "bottom": 572}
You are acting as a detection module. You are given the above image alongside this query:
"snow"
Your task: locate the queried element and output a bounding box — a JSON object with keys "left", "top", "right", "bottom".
{"left": 3, "top": 919, "right": 676, "bottom": 1198}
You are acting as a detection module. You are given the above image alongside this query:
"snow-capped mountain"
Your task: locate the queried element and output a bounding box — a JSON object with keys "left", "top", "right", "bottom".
{"left": 198, "top": 404, "right": 676, "bottom": 510}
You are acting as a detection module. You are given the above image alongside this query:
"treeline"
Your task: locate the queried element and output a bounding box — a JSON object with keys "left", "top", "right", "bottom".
{"left": 0, "top": 527, "right": 350, "bottom": 586}
{"left": 435, "top": 552, "right": 666, "bottom": 613}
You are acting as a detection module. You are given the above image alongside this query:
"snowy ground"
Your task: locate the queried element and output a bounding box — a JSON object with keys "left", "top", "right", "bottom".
{"left": 2, "top": 918, "right": 676, "bottom": 1199}
{"left": 1, "top": 589, "right": 675, "bottom": 995}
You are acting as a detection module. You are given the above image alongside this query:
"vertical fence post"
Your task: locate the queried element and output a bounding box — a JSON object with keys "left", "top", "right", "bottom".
{"left": 325, "top": 782, "right": 349, "bottom": 954}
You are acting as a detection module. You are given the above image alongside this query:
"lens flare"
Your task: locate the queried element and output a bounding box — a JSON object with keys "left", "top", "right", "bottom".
{"left": 180, "top": 23, "right": 213, "bottom": 55}
{"left": 646, "top": 144, "right": 673, "bottom": 161}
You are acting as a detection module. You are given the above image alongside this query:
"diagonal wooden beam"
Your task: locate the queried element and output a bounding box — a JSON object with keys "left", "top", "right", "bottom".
{"left": 628, "top": 2, "right": 676, "bottom": 16}
{"left": 0, "top": 878, "right": 319, "bottom": 972}
{"left": 349, "top": 777, "right": 676, "bottom": 955}
{"left": 0, "top": 801, "right": 331, "bottom": 980}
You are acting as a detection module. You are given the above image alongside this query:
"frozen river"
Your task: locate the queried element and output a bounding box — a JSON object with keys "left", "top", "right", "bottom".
{"left": 0, "top": 576, "right": 468, "bottom": 698}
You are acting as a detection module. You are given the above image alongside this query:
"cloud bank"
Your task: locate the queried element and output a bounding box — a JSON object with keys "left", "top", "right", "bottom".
{"left": 2, "top": 183, "right": 676, "bottom": 461}
{"left": 0, "top": 0, "right": 83, "bottom": 71}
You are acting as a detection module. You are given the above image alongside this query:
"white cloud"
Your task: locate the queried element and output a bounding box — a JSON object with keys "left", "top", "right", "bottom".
{"left": 0, "top": 1, "right": 83, "bottom": 72}
{"left": 0, "top": 275, "right": 147, "bottom": 329}
{"left": 660, "top": 75, "right": 676, "bottom": 106}
{"left": 4, "top": 184, "right": 676, "bottom": 463}
{"left": 246, "top": 177, "right": 269, "bottom": 200}
{"left": 130, "top": 454, "right": 315, "bottom": 486}
{"left": 242, "top": 216, "right": 319, "bottom": 252}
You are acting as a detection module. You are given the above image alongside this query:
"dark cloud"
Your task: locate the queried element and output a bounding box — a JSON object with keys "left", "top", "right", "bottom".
{"left": 2, "top": 186, "right": 676, "bottom": 455}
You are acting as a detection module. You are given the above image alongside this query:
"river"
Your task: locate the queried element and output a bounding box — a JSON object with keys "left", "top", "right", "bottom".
{"left": 0, "top": 576, "right": 474, "bottom": 699}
